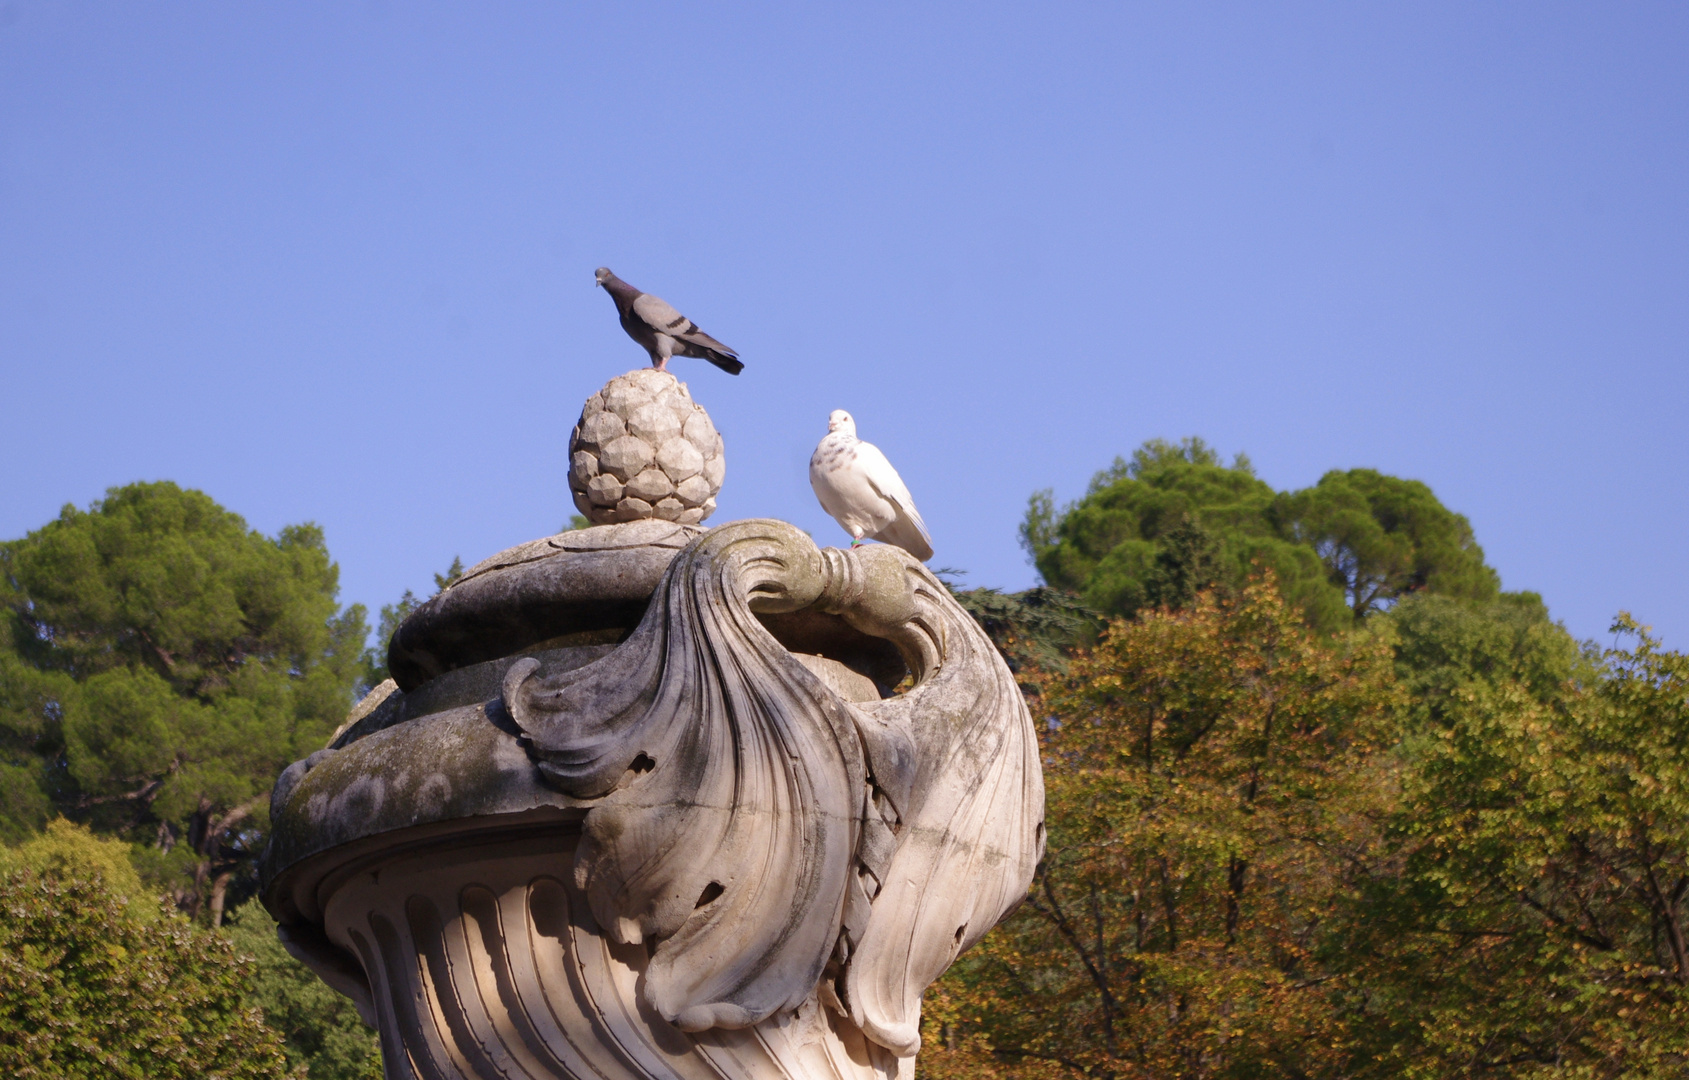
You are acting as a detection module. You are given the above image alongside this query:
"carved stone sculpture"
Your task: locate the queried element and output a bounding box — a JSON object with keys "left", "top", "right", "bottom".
{"left": 570, "top": 369, "right": 725, "bottom": 525}
{"left": 261, "top": 380, "right": 1044, "bottom": 1080}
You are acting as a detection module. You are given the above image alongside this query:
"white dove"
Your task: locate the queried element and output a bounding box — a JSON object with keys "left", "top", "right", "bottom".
{"left": 809, "top": 410, "right": 934, "bottom": 561}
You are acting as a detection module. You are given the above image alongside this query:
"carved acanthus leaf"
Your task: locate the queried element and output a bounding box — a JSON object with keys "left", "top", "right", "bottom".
{"left": 502, "top": 520, "right": 1044, "bottom": 1057}
{"left": 503, "top": 521, "right": 866, "bottom": 1031}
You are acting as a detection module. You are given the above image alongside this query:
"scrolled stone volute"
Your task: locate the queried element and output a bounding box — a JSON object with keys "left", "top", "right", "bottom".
{"left": 262, "top": 518, "right": 1044, "bottom": 1080}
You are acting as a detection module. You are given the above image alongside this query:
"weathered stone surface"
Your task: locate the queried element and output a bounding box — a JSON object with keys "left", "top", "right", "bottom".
{"left": 656, "top": 436, "right": 704, "bottom": 480}
{"left": 702, "top": 451, "right": 726, "bottom": 488}
{"left": 653, "top": 496, "right": 686, "bottom": 521}
{"left": 675, "top": 474, "right": 713, "bottom": 507}
{"left": 578, "top": 409, "right": 625, "bottom": 448}
{"left": 792, "top": 653, "right": 879, "bottom": 703}
{"left": 755, "top": 606, "right": 907, "bottom": 696}
{"left": 624, "top": 467, "right": 675, "bottom": 504}
{"left": 264, "top": 520, "right": 1042, "bottom": 1080}
{"left": 683, "top": 409, "right": 716, "bottom": 446}
{"left": 326, "top": 678, "right": 398, "bottom": 746}
{"left": 627, "top": 400, "right": 683, "bottom": 444}
{"left": 382, "top": 521, "right": 703, "bottom": 690}
{"left": 598, "top": 434, "right": 654, "bottom": 480}
{"left": 570, "top": 450, "right": 598, "bottom": 487}
{"left": 587, "top": 472, "right": 623, "bottom": 506}
{"left": 569, "top": 369, "right": 726, "bottom": 526}
{"left": 602, "top": 378, "right": 652, "bottom": 415}
{"left": 501, "top": 522, "right": 1043, "bottom": 1055}
{"left": 288, "top": 827, "right": 913, "bottom": 1080}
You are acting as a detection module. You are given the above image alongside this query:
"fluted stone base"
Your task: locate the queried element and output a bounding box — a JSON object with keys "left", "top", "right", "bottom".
{"left": 313, "top": 819, "right": 907, "bottom": 1080}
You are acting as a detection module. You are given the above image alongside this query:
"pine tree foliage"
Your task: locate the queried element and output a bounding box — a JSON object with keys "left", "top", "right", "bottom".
{"left": 1022, "top": 438, "right": 1498, "bottom": 631}
{"left": 224, "top": 901, "right": 382, "bottom": 1080}
{"left": 0, "top": 482, "right": 368, "bottom": 920}
{"left": 948, "top": 586, "right": 1103, "bottom": 679}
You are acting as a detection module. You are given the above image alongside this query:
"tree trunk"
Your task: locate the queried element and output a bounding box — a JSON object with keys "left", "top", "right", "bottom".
{"left": 1226, "top": 857, "right": 1247, "bottom": 945}
{"left": 209, "top": 870, "right": 234, "bottom": 928}
{"left": 187, "top": 858, "right": 208, "bottom": 920}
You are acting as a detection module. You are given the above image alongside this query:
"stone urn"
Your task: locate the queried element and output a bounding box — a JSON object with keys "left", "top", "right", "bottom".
{"left": 260, "top": 374, "right": 1045, "bottom": 1080}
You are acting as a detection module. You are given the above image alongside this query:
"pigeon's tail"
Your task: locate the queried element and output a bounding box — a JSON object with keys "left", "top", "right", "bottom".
{"left": 674, "top": 328, "right": 744, "bottom": 375}
{"left": 699, "top": 348, "right": 745, "bottom": 376}
{"left": 873, "top": 505, "right": 934, "bottom": 563}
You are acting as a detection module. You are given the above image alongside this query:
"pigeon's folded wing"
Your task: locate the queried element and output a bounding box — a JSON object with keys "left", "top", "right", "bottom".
{"left": 631, "top": 291, "right": 743, "bottom": 373}
{"left": 673, "top": 325, "right": 736, "bottom": 355}
{"left": 630, "top": 292, "right": 692, "bottom": 333}
{"left": 857, "top": 443, "right": 934, "bottom": 562}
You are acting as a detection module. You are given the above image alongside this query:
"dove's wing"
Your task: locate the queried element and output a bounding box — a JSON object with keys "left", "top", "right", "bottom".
{"left": 855, "top": 441, "right": 934, "bottom": 562}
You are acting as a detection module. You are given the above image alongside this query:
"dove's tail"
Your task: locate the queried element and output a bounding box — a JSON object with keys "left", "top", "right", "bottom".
{"left": 873, "top": 504, "right": 935, "bottom": 563}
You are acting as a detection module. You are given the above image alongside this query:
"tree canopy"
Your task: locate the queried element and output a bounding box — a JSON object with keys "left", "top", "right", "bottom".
{"left": 0, "top": 819, "right": 289, "bottom": 1078}
{"left": 224, "top": 900, "right": 382, "bottom": 1080}
{"left": 0, "top": 481, "right": 367, "bottom": 920}
{"left": 922, "top": 577, "right": 1399, "bottom": 1078}
{"left": 1022, "top": 437, "right": 1499, "bottom": 631}
{"left": 1324, "top": 607, "right": 1689, "bottom": 1075}
{"left": 919, "top": 577, "right": 1689, "bottom": 1079}
{"left": 1283, "top": 467, "right": 1499, "bottom": 617}
{"left": 0, "top": 462, "right": 1675, "bottom": 1080}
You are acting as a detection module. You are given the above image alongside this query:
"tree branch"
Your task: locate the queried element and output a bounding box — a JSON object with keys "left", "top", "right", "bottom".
{"left": 75, "top": 777, "right": 165, "bottom": 810}
{"left": 1516, "top": 890, "right": 1616, "bottom": 952}
{"left": 1029, "top": 871, "right": 1119, "bottom": 1053}
{"left": 206, "top": 790, "right": 269, "bottom": 840}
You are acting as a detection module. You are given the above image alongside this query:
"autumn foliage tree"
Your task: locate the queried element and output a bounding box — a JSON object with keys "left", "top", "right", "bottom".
{"left": 923, "top": 578, "right": 1398, "bottom": 1079}
{"left": 1326, "top": 612, "right": 1689, "bottom": 1076}
{"left": 920, "top": 576, "right": 1689, "bottom": 1078}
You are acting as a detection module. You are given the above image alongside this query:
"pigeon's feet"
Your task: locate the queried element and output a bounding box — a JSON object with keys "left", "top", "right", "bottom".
{"left": 849, "top": 538, "right": 864, "bottom": 548}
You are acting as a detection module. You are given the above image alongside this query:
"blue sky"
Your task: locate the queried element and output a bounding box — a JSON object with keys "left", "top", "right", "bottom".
{"left": 2, "top": 3, "right": 1685, "bottom": 647}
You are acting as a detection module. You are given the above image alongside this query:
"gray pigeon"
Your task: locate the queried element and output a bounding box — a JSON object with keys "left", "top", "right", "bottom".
{"left": 594, "top": 268, "right": 743, "bottom": 375}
